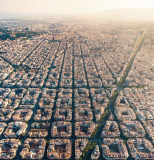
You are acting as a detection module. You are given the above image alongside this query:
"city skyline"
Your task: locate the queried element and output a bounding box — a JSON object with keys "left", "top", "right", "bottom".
{"left": 0, "top": 1, "right": 154, "bottom": 159}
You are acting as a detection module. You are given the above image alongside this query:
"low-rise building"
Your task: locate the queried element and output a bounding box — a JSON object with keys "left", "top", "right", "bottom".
{"left": 47, "top": 139, "right": 72, "bottom": 159}
{"left": 102, "top": 138, "right": 129, "bottom": 160}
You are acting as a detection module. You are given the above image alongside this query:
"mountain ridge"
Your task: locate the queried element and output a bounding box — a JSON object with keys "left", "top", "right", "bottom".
{"left": 94, "top": 8, "right": 154, "bottom": 21}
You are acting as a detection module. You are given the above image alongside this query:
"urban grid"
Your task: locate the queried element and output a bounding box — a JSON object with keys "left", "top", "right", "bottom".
{"left": 0, "top": 18, "right": 154, "bottom": 160}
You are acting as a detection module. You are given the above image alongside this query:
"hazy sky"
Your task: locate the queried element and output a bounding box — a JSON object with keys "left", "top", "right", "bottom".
{"left": 0, "top": 0, "right": 154, "bottom": 15}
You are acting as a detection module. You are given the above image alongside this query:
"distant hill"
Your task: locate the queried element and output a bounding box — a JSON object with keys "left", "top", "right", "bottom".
{"left": 94, "top": 8, "right": 154, "bottom": 21}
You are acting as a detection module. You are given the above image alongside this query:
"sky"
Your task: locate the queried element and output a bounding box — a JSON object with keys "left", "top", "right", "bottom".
{"left": 0, "top": 0, "right": 154, "bottom": 18}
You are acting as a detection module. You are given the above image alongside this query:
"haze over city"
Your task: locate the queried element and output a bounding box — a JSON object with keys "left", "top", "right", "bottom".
{"left": 0, "top": 0, "right": 154, "bottom": 160}
{"left": 0, "top": 0, "right": 154, "bottom": 19}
